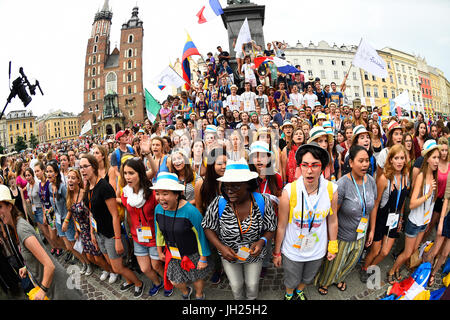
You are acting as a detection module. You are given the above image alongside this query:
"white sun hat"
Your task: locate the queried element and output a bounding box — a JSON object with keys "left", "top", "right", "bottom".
{"left": 150, "top": 172, "right": 185, "bottom": 192}
{"left": 249, "top": 141, "right": 273, "bottom": 156}
{"left": 0, "top": 185, "right": 15, "bottom": 205}
{"left": 422, "top": 139, "right": 442, "bottom": 157}
{"left": 217, "top": 158, "right": 259, "bottom": 183}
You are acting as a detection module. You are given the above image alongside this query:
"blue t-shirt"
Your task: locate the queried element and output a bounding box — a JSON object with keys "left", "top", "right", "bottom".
{"left": 328, "top": 91, "right": 343, "bottom": 105}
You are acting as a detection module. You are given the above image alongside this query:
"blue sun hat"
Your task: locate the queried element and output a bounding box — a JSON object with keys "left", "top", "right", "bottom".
{"left": 151, "top": 172, "right": 185, "bottom": 191}
{"left": 217, "top": 158, "right": 258, "bottom": 183}
{"left": 422, "top": 139, "right": 442, "bottom": 157}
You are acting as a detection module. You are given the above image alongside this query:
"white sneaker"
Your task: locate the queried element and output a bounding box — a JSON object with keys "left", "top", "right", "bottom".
{"left": 109, "top": 273, "right": 119, "bottom": 284}
{"left": 100, "top": 271, "right": 110, "bottom": 281}
{"left": 80, "top": 263, "right": 87, "bottom": 275}
{"left": 85, "top": 264, "right": 93, "bottom": 276}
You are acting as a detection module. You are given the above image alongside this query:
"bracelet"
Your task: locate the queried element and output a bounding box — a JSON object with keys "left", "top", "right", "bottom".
{"left": 114, "top": 236, "right": 121, "bottom": 240}
{"left": 328, "top": 240, "right": 339, "bottom": 255}
{"left": 64, "top": 218, "right": 70, "bottom": 223}
{"left": 199, "top": 259, "right": 208, "bottom": 264}
{"left": 260, "top": 237, "right": 268, "bottom": 246}
{"left": 40, "top": 285, "right": 49, "bottom": 293}
{"left": 272, "top": 251, "right": 281, "bottom": 257}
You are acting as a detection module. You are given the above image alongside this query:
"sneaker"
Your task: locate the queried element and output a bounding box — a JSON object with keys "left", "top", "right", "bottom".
{"left": 109, "top": 273, "right": 119, "bottom": 284}
{"left": 100, "top": 271, "right": 110, "bottom": 281}
{"left": 182, "top": 286, "right": 193, "bottom": 300}
{"left": 134, "top": 283, "right": 144, "bottom": 299}
{"left": 360, "top": 268, "right": 369, "bottom": 283}
{"left": 295, "top": 290, "right": 307, "bottom": 301}
{"left": 50, "top": 248, "right": 56, "bottom": 255}
{"left": 284, "top": 293, "right": 294, "bottom": 301}
{"left": 55, "top": 249, "right": 64, "bottom": 257}
{"left": 120, "top": 281, "right": 134, "bottom": 292}
{"left": 85, "top": 264, "right": 93, "bottom": 276}
{"left": 148, "top": 282, "right": 164, "bottom": 297}
{"left": 195, "top": 293, "right": 206, "bottom": 300}
{"left": 164, "top": 288, "right": 174, "bottom": 297}
{"left": 210, "top": 270, "right": 222, "bottom": 284}
{"left": 64, "top": 252, "right": 73, "bottom": 263}
{"left": 80, "top": 263, "right": 87, "bottom": 275}
{"left": 260, "top": 267, "right": 267, "bottom": 279}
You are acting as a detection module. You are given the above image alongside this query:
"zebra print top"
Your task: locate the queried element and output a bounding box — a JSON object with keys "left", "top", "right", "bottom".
{"left": 201, "top": 193, "right": 277, "bottom": 264}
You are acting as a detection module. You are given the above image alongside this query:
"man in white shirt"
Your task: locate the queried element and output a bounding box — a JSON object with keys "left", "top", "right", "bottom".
{"left": 289, "top": 84, "right": 304, "bottom": 115}
{"left": 225, "top": 84, "right": 241, "bottom": 112}
{"left": 240, "top": 82, "right": 257, "bottom": 112}
{"left": 303, "top": 84, "right": 318, "bottom": 108}
{"left": 241, "top": 56, "right": 257, "bottom": 89}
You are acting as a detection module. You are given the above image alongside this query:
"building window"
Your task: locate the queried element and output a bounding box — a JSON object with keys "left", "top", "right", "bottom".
{"left": 308, "top": 70, "right": 313, "bottom": 77}
{"left": 374, "top": 86, "right": 379, "bottom": 98}
{"left": 341, "top": 61, "right": 346, "bottom": 66}
{"left": 92, "top": 67, "right": 96, "bottom": 76}
{"left": 391, "top": 90, "right": 395, "bottom": 99}
{"left": 128, "top": 86, "right": 132, "bottom": 95}
{"left": 93, "top": 45, "right": 97, "bottom": 54}
{"left": 383, "top": 88, "right": 388, "bottom": 98}
{"left": 398, "top": 75, "right": 402, "bottom": 84}
{"left": 390, "top": 74, "right": 394, "bottom": 83}
{"left": 372, "top": 75, "right": 376, "bottom": 81}
{"left": 16, "top": 124, "right": 19, "bottom": 130}
{"left": 10, "top": 137, "right": 13, "bottom": 144}
{"left": 382, "top": 78, "right": 385, "bottom": 82}
{"left": 127, "top": 72, "right": 132, "bottom": 82}
{"left": 364, "top": 72, "right": 369, "bottom": 80}
{"left": 306, "top": 59, "right": 311, "bottom": 65}
{"left": 92, "top": 55, "right": 96, "bottom": 64}
{"left": 24, "top": 134, "right": 27, "bottom": 141}
{"left": 128, "top": 34, "right": 134, "bottom": 43}
{"left": 353, "top": 72, "right": 357, "bottom": 80}
{"left": 92, "top": 79, "right": 96, "bottom": 89}
{"left": 128, "top": 49, "right": 133, "bottom": 58}
{"left": 128, "top": 60, "right": 132, "bottom": 69}
{"left": 23, "top": 123, "right": 26, "bottom": 129}
{"left": 387, "top": 62, "right": 391, "bottom": 69}
{"left": 366, "top": 86, "right": 371, "bottom": 97}
{"left": 92, "top": 93, "right": 96, "bottom": 101}
{"left": 318, "top": 59, "right": 323, "bottom": 65}
{"left": 402, "top": 65, "right": 405, "bottom": 73}
{"left": 320, "top": 70, "right": 326, "bottom": 79}
{"left": 331, "top": 60, "right": 336, "bottom": 66}
{"left": 334, "top": 71, "right": 339, "bottom": 79}
{"left": 95, "top": 35, "right": 99, "bottom": 43}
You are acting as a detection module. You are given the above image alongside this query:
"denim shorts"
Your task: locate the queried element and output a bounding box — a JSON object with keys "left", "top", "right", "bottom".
{"left": 95, "top": 232, "right": 128, "bottom": 260}
{"left": 34, "top": 207, "right": 44, "bottom": 225}
{"left": 133, "top": 241, "right": 160, "bottom": 260}
{"left": 55, "top": 218, "right": 76, "bottom": 241}
{"left": 404, "top": 219, "right": 428, "bottom": 238}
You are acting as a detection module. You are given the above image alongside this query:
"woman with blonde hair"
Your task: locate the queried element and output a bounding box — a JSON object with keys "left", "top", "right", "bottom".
{"left": 352, "top": 107, "right": 365, "bottom": 127}
{"left": 360, "top": 144, "right": 410, "bottom": 282}
{"left": 371, "top": 122, "right": 384, "bottom": 159}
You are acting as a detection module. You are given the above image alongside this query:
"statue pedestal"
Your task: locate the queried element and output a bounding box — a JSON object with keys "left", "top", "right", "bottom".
{"left": 221, "top": 3, "right": 265, "bottom": 58}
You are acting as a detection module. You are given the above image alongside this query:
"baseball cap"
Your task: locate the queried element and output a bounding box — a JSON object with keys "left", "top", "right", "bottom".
{"left": 115, "top": 129, "right": 130, "bottom": 141}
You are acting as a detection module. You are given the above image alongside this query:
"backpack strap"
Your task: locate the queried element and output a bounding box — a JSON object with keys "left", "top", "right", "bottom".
{"left": 218, "top": 196, "right": 227, "bottom": 219}
{"left": 327, "top": 181, "right": 334, "bottom": 215}
{"left": 115, "top": 149, "right": 121, "bottom": 169}
{"left": 288, "top": 181, "right": 297, "bottom": 224}
{"left": 370, "top": 156, "right": 375, "bottom": 176}
{"left": 252, "top": 192, "right": 265, "bottom": 219}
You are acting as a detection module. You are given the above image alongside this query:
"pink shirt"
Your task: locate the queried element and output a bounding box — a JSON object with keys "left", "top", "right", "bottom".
{"left": 16, "top": 175, "right": 28, "bottom": 200}
{"left": 437, "top": 163, "right": 450, "bottom": 198}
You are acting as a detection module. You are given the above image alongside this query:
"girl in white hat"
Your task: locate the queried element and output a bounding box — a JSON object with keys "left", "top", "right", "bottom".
{"left": 376, "top": 121, "right": 404, "bottom": 181}
{"left": 202, "top": 158, "right": 277, "bottom": 300}
{"left": 152, "top": 172, "right": 211, "bottom": 300}
{"left": 387, "top": 139, "right": 440, "bottom": 283}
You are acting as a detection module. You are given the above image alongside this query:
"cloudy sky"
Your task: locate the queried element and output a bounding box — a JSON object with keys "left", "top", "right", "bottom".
{"left": 0, "top": 0, "right": 449, "bottom": 117}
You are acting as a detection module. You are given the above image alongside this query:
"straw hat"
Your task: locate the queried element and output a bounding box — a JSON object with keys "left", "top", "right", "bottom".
{"left": 0, "top": 185, "right": 15, "bottom": 205}
{"left": 351, "top": 125, "right": 373, "bottom": 144}
{"left": 249, "top": 141, "right": 272, "bottom": 156}
{"left": 280, "top": 119, "right": 294, "bottom": 130}
{"left": 422, "top": 140, "right": 442, "bottom": 157}
{"left": 150, "top": 172, "right": 185, "bottom": 192}
{"left": 307, "top": 126, "right": 330, "bottom": 144}
{"left": 217, "top": 158, "right": 258, "bottom": 183}
{"left": 316, "top": 112, "right": 327, "bottom": 120}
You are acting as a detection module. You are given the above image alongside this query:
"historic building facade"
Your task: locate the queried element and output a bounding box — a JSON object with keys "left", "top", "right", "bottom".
{"left": 36, "top": 110, "right": 80, "bottom": 145}
{"left": 80, "top": 0, "right": 145, "bottom": 138}
{"left": 5, "top": 110, "right": 37, "bottom": 151}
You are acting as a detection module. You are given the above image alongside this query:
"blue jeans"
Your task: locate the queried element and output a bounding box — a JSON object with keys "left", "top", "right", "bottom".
{"left": 221, "top": 258, "right": 263, "bottom": 300}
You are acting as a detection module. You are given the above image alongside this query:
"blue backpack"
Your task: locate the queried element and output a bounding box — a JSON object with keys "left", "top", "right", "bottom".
{"left": 218, "top": 192, "right": 266, "bottom": 219}
{"left": 115, "top": 146, "right": 134, "bottom": 169}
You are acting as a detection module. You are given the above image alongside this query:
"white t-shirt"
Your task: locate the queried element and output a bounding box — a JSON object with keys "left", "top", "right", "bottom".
{"left": 241, "top": 63, "right": 256, "bottom": 80}
{"left": 303, "top": 93, "right": 318, "bottom": 108}
{"left": 289, "top": 93, "right": 304, "bottom": 114}
{"left": 409, "top": 184, "right": 435, "bottom": 227}
{"left": 281, "top": 176, "right": 338, "bottom": 262}
{"left": 225, "top": 94, "right": 241, "bottom": 112}
{"left": 376, "top": 147, "right": 389, "bottom": 168}
{"left": 240, "top": 91, "right": 257, "bottom": 112}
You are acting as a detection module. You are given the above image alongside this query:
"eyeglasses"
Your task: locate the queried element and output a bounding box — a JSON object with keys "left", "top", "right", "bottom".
{"left": 223, "top": 184, "right": 243, "bottom": 192}
{"left": 79, "top": 164, "right": 92, "bottom": 170}
{"left": 299, "top": 163, "right": 322, "bottom": 170}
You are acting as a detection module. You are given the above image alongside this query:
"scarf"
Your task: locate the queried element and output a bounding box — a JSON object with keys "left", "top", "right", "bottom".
{"left": 122, "top": 185, "right": 146, "bottom": 208}
{"left": 287, "top": 144, "right": 299, "bottom": 183}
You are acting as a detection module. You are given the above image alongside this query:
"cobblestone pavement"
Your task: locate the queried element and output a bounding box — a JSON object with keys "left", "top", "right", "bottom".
{"left": 56, "top": 246, "right": 446, "bottom": 301}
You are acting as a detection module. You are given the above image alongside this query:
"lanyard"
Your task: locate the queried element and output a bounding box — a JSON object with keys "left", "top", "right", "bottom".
{"left": 232, "top": 200, "right": 253, "bottom": 242}
{"left": 138, "top": 206, "right": 148, "bottom": 227}
{"left": 393, "top": 175, "right": 402, "bottom": 213}
{"left": 262, "top": 179, "right": 268, "bottom": 194}
{"left": 163, "top": 199, "right": 180, "bottom": 247}
{"left": 301, "top": 183, "right": 320, "bottom": 233}
{"left": 351, "top": 173, "right": 366, "bottom": 217}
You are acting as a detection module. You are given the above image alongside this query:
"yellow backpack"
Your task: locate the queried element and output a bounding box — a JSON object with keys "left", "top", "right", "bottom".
{"left": 288, "top": 180, "right": 334, "bottom": 224}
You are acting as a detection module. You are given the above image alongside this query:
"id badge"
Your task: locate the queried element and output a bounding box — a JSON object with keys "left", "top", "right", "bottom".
{"left": 136, "top": 227, "right": 152, "bottom": 243}
{"left": 293, "top": 233, "right": 318, "bottom": 252}
{"left": 386, "top": 213, "right": 399, "bottom": 229}
{"left": 214, "top": 111, "right": 218, "bottom": 117}
{"left": 356, "top": 217, "right": 368, "bottom": 240}
{"left": 237, "top": 246, "right": 250, "bottom": 261}
{"left": 91, "top": 217, "right": 98, "bottom": 233}
{"left": 200, "top": 111, "right": 205, "bottom": 117}
{"left": 169, "top": 246, "right": 181, "bottom": 260}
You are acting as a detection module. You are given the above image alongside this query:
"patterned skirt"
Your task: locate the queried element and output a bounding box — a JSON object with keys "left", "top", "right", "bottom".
{"left": 167, "top": 252, "right": 213, "bottom": 284}
{"left": 314, "top": 237, "right": 365, "bottom": 287}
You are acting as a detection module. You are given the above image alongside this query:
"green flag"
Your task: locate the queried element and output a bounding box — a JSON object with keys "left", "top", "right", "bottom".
{"left": 145, "top": 88, "right": 161, "bottom": 123}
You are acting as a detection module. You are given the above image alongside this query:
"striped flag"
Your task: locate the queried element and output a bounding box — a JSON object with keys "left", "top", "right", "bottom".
{"left": 145, "top": 89, "right": 161, "bottom": 123}
{"left": 196, "top": 0, "right": 223, "bottom": 24}
{"left": 182, "top": 33, "right": 201, "bottom": 91}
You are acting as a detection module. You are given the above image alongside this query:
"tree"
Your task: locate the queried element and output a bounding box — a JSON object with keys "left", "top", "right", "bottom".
{"left": 29, "top": 134, "right": 39, "bottom": 149}
{"left": 14, "top": 136, "right": 27, "bottom": 153}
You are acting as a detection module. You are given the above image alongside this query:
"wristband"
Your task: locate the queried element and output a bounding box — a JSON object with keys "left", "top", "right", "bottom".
{"left": 64, "top": 218, "right": 70, "bottom": 223}
{"left": 40, "top": 285, "right": 49, "bottom": 293}
{"left": 114, "top": 236, "right": 121, "bottom": 240}
{"left": 272, "top": 251, "right": 281, "bottom": 257}
{"left": 199, "top": 259, "right": 208, "bottom": 264}
{"left": 260, "top": 237, "right": 268, "bottom": 246}
{"left": 328, "top": 240, "right": 338, "bottom": 255}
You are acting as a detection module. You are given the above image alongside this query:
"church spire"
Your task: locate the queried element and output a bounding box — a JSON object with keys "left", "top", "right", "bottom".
{"left": 102, "top": 0, "right": 110, "bottom": 12}
{"left": 94, "top": 0, "right": 113, "bottom": 22}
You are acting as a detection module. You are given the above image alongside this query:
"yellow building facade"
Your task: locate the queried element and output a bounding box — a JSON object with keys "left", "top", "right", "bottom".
{"left": 359, "top": 50, "right": 398, "bottom": 113}
{"left": 5, "top": 110, "right": 37, "bottom": 151}
{"left": 37, "top": 110, "right": 80, "bottom": 145}
{"left": 429, "top": 68, "right": 442, "bottom": 115}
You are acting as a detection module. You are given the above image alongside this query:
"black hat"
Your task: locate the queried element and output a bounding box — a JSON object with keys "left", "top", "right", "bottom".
{"left": 295, "top": 141, "right": 330, "bottom": 168}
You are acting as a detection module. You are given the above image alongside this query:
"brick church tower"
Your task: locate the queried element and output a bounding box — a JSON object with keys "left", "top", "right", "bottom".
{"left": 81, "top": 0, "right": 144, "bottom": 137}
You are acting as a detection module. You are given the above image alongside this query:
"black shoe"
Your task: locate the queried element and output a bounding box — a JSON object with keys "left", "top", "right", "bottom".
{"left": 260, "top": 267, "right": 267, "bottom": 279}
{"left": 360, "top": 268, "right": 369, "bottom": 283}
{"left": 64, "top": 252, "right": 73, "bottom": 263}
{"left": 120, "top": 282, "right": 135, "bottom": 292}
{"left": 210, "top": 270, "right": 222, "bottom": 284}
{"left": 134, "top": 283, "right": 144, "bottom": 299}
{"left": 293, "top": 290, "right": 307, "bottom": 301}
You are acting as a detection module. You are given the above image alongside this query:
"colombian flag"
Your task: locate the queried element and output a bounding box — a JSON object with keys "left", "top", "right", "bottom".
{"left": 182, "top": 34, "right": 201, "bottom": 91}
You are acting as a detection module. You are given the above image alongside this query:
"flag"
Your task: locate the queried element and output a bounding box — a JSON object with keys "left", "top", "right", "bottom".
{"left": 393, "top": 90, "right": 412, "bottom": 116}
{"left": 145, "top": 89, "right": 161, "bottom": 123}
{"left": 79, "top": 120, "right": 92, "bottom": 137}
{"left": 153, "top": 66, "right": 186, "bottom": 91}
{"left": 182, "top": 33, "right": 201, "bottom": 90}
{"left": 234, "top": 18, "right": 252, "bottom": 52}
{"left": 352, "top": 38, "right": 388, "bottom": 79}
{"left": 196, "top": 0, "right": 223, "bottom": 24}
{"left": 254, "top": 56, "right": 301, "bottom": 74}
